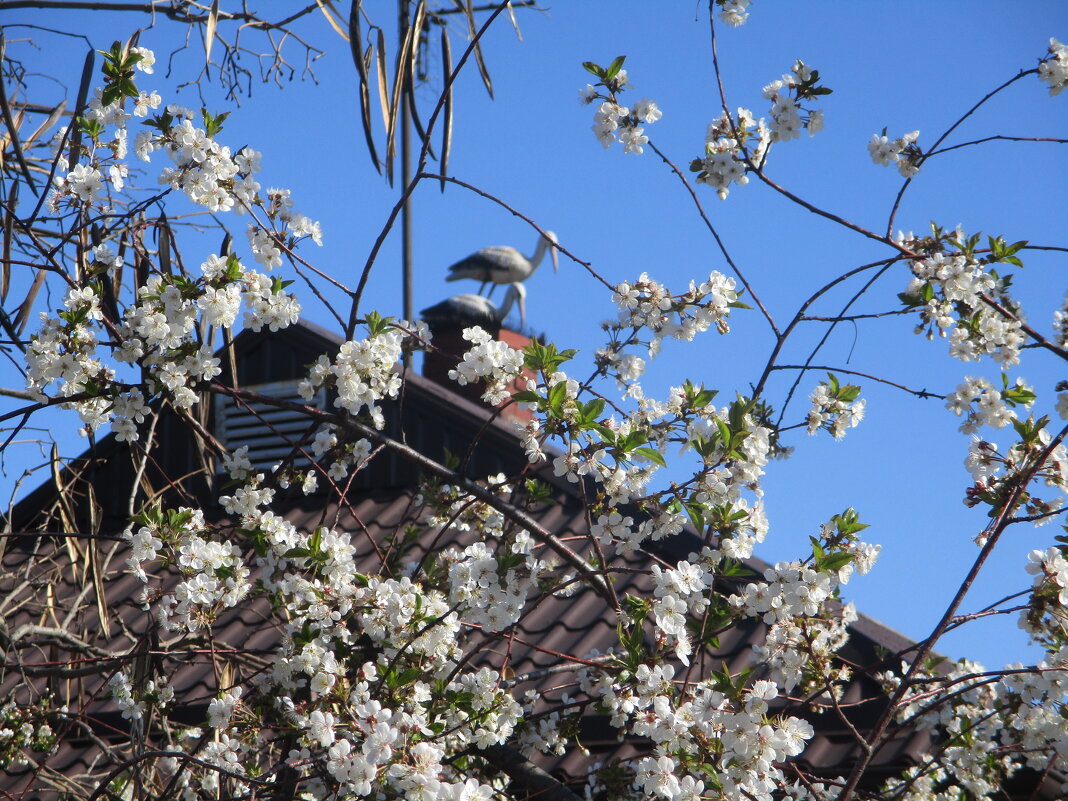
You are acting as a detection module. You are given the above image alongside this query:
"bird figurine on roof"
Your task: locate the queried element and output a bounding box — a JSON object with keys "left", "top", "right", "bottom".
{"left": 420, "top": 282, "right": 527, "bottom": 330}
{"left": 445, "top": 230, "right": 559, "bottom": 297}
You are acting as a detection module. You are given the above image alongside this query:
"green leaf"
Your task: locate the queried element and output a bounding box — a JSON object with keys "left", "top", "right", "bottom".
{"left": 837, "top": 384, "right": 862, "bottom": 403}
{"left": 605, "top": 55, "right": 627, "bottom": 81}
{"left": 633, "top": 447, "right": 665, "bottom": 467}
{"left": 201, "top": 107, "right": 230, "bottom": 137}
{"left": 714, "top": 418, "right": 732, "bottom": 447}
{"left": 618, "top": 430, "right": 648, "bottom": 452}
{"left": 510, "top": 390, "right": 542, "bottom": 404}
{"left": 591, "top": 423, "right": 617, "bottom": 444}
{"left": 684, "top": 502, "right": 705, "bottom": 532}
{"left": 819, "top": 552, "right": 854, "bottom": 572}
{"left": 547, "top": 381, "right": 568, "bottom": 415}
{"left": 101, "top": 85, "right": 123, "bottom": 106}
{"left": 271, "top": 276, "right": 294, "bottom": 294}
{"left": 583, "top": 397, "right": 606, "bottom": 420}
{"left": 582, "top": 61, "right": 604, "bottom": 79}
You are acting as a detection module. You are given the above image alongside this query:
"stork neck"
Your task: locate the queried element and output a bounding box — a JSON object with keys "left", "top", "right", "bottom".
{"left": 528, "top": 236, "right": 548, "bottom": 270}
{"left": 497, "top": 286, "right": 517, "bottom": 320}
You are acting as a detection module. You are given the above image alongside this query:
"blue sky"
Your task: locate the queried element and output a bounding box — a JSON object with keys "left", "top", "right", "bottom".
{"left": 2, "top": 2, "right": 1066, "bottom": 669}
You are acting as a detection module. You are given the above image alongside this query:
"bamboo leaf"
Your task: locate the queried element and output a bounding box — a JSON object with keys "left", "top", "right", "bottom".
{"left": 462, "top": 0, "right": 493, "bottom": 98}
{"left": 50, "top": 443, "right": 82, "bottom": 579}
{"left": 439, "top": 28, "right": 453, "bottom": 192}
{"left": 404, "top": 2, "right": 434, "bottom": 155}
{"left": 14, "top": 268, "right": 45, "bottom": 335}
{"left": 24, "top": 101, "right": 66, "bottom": 147}
{"left": 86, "top": 483, "right": 111, "bottom": 638}
{"left": 348, "top": 2, "right": 381, "bottom": 172}
{"left": 375, "top": 29, "right": 392, "bottom": 134}
{"left": 506, "top": 0, "right": 523, "bottom": 41}
{"left": 406, "top": 83, "right": 433, "bottom": 157}
{"left": 204, "top": 0, "right": 220, "bottom": 71}
{"left": 0, "top": 33, "right": 38, "bottom": 193}
{"left": 385, "top": 15, "right": 416, "bottom": 184}
{"left": 157, "top": 215, "right": 171, "bottom": 275}
{"left": 67, "top": 46, "right": 96, "bottom": 170}
{"left": 409, "top": 1, "right": 427, "bottom": 84}
{"left": 2, "top": 181, "right": 15, "bottom": 304}
{"left": 314, "top": 0, "right": 350, "bottom": 41}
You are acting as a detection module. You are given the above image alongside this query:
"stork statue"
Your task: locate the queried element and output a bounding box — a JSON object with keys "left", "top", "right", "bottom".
{"left": 445, "top": 231, "right": 558, "bottom": 297}
{"left": 420, "top": 282, "right": 527, "bottom": 330}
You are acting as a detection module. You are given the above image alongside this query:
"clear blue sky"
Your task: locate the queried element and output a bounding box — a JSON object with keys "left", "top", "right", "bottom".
{"left": 3, "top": 2, "right": 1066, "bottom": 669}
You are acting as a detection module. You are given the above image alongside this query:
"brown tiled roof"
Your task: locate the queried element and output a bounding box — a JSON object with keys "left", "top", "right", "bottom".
{"left": 1, "top": 321, "right": 1057, "bottom": 799}
{"left": 0, "top": 483, "right": 975, "bottom": 798}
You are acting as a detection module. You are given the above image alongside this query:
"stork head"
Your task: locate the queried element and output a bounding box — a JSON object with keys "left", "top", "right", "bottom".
{"left": 544, "top": 230, "right": 560, "bottom": 273}
{"left": 506, "top": 281, "right": 528, "bottom": 329}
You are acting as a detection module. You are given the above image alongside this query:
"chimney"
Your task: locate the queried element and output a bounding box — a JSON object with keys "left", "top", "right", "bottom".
{"left": 421, "top": 319, "right": 536, "bottom": 425}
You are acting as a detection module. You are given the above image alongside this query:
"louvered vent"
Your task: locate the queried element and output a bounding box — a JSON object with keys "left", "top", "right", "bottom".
{"left": 214, "top": 380, "right": 325, "bottom": 471}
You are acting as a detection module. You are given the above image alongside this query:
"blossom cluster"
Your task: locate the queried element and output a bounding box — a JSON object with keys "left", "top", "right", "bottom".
{"left": 880, "top": 647, "right": 1068, "bottom": 800}
{"left": 0, "top": 699, "right": 58, "bottom": 770}
{"left": 900, "top": 230, "right": 1027, "bottom": 368}
{"left": 299, "top": 318, "right": 427, "bottom": 428}
{"left": 1022, "top": 546, "right": 1068, "bottom": 641}
{"left": 578, "top": 664, "right": 815, "bottom": 801}
{"left": 762, "top": 60, "right": 827, "bottom": 143}
{"left": 29, "top": 48, "right": 317, "bottom": 443}
{"left": 962, "top": 426, "right": 1068, "bottom": 531}
{"left": 124, "top": 506, "right": 252, "bottom": 633}
{"left": 610, "top": 271, "right": 739, "bottom": 358}
{"left": 580, "top": 59, "right": 662, "bottom": 155}
{"left": 717, "top": 0, "right": 751, "bottom": 27}
{"left": 446, "top": 534, "right": 544, "bottom": 631}
{"left": 693, "top": 107, "right": 769, "bottom": 199}
{"left": 589, "top": 94, "right": 662, "bottom": 155}
{"left": 868, "top": 129, "right": 922, "bottom": 177}
{"left": 945, "top": 375, "right": 1029, "bottom": 433}
{"left": 688, "top": 63, "right": 826, "bottom": 200}
{"left": 1039, "top": 37, "right": 1068, "bottom": 95}
{"left": 24, "top": 250, "right": 301, "bottom": 439}
{"left": 1054, "top": 291, "right": 1068, "bottom": 347}
{"left": 806, "top": 373, "right": 865, "bottom": 439}
{"left": 447, "top": 325, "right": 525, "bottom": 404}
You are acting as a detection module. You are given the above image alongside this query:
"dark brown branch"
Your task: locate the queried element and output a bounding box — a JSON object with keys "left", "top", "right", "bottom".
{"left": 422, "top": 172, "right": 613, "bottom": 291}
{"left": 926, "top": 134, "right": 1068, "bottom": 157}
{"left": 646, "top": 141, "right": 779, "bottom": 336}
{"left": 769, "top": 364, "right": 945, "bottom": 400}
{"left": 885, "top": 69, "right": 1039, "bottom": 237}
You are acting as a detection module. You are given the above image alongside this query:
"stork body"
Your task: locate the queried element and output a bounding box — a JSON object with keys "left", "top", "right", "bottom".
{"left": 445, "top": 231, "right": 558, "bottom": 296}
{"left": 420, "top": 282, "right": 527, "bottom": 329}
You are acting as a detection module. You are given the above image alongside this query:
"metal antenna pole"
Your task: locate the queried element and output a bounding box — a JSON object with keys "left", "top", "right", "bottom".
{"left": 400, "top": 0, "right": 414, "bottom": 337}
